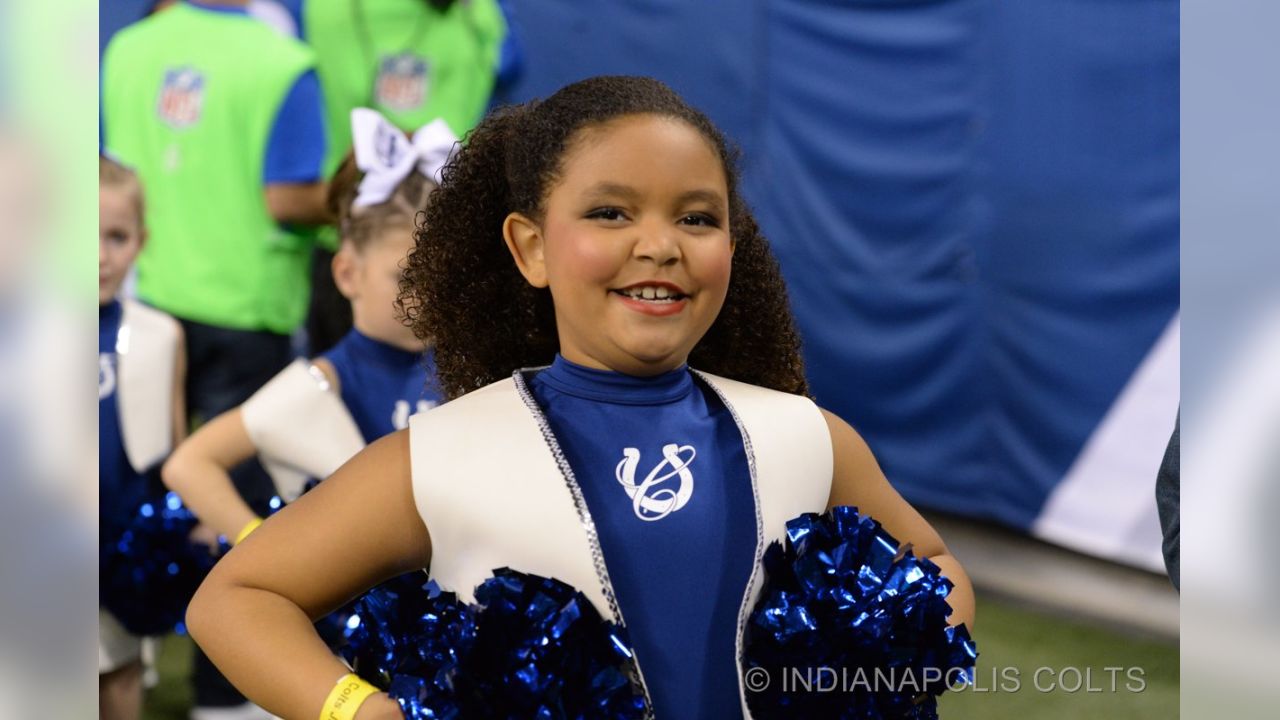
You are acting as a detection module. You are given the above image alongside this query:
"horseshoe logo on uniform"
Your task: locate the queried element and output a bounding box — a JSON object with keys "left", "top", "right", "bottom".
{"left": 615, "top": 444, "right": 696, "bottom": 521}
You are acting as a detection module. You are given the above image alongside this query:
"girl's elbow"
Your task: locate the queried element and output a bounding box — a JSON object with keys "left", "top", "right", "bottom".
{"left": 160, "top": 452, "right": 186, "bottom": 492}
{"left": 161, "top": 446, "right": 203, "bottom": 494}
{"left": 185, "top": 578, "right": 217, "bottom": 649}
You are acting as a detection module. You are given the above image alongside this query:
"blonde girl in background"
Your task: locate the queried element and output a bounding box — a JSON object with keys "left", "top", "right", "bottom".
{"left": 99, "top": 154, "right": 187, "bottom": 720}
{"left": 162, "top": 110, "right": 454, "bottom": 547}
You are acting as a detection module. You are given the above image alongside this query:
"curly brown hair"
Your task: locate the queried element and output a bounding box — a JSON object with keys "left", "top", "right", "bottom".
{"left": 400, "top": 76, "right": 808, "bottom": 400}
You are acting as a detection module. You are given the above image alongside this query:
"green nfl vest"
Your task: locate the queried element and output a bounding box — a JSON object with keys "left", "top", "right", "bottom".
{"left": 102, "top": 4, "right": 317, "bottom": 333}
{"left": 304, "top": 0, "right": 506, "bottom": 175}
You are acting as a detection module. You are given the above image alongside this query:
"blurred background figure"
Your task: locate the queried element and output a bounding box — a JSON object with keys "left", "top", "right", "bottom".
{"left": 100, "top": 1, "right": 521, "bottom": 355}
{"left": 100, "top": 0, "right": 301, "bottom": 52}
{"left": 299, "top": 0, "right": 518, "bottom": 353}
{"left": 304, "top": 0, "right": 512, "bottom": 178}
{"left": 1155, "top": 415, "right": 1179, "bottom": 590}
{"left": 1179, "top": 1, "right": 1280, "bottom": 714}
{"left": 2, "top": 121, "right": 97, "bottom": 720}
{"left": 101, "top": 3, "right": 327, "bottom": 717}
{"left": 98, "top": 154, "right": 188, "bottom": 720}
{"left": 1182, "top": 306, "right": 1280, "bottom": 716}
{"left": 161, "top": 112, "right": 450, "bottom": 561}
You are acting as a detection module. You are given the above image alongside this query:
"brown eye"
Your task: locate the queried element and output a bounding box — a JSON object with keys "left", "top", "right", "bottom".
{"left": 585, "top": 207, "right": 627, "bottom": 222}
{"left": 679, "top": 213, "right": 720, "bottom": 228}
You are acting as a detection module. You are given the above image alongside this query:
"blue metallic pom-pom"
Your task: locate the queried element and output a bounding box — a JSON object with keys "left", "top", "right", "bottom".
{"left": 745, "top": 506, "right": 978, "bottom": 719}
{"left": 99, "top": 491, "right": 224, "bottom": 636}
{"left": 341, "top": 568, "right": 647, "bottom": 720}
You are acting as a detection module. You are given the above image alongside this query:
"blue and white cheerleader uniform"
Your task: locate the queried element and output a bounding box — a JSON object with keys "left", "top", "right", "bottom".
{"left": 99, "top": 297, "right": 182, "bottom": 672}
{"left": 408, "top": 355, "right": 833, "bottom": 717}
{"left": 240, "top": 328, "right": 441, "bottom": 499}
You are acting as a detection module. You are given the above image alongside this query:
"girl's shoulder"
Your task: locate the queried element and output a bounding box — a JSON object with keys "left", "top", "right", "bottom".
{"left": 307, "top": 355, "right": 339, "bottom": 391}
{"left": 691, "top": 369, "right": 823, "bottom": 418}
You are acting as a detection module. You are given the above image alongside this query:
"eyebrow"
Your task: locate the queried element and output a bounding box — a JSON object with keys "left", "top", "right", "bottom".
{"left": 582, "top": 182, "right": 728, "bottom": 212}
{"left": 582, "top": 182, "right": 641, "bottom": 203}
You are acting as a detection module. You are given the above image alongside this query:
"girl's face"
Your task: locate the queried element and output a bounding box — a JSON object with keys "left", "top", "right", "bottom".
{"left": 334, "top": 224, "right": 424, "bottom": 352}
{"left": 99, "top": 186, "right": 144, "bottom": 305}
{"left": 504, "top": 114, "right": 734, "bottom": 376}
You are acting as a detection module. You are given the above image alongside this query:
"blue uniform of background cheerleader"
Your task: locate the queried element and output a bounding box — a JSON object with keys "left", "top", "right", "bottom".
{"left": 321, "top": 328, "right": 440, "bottom": 442}
{"left": 100, "top": 299, "right": 151, "bottom": 539}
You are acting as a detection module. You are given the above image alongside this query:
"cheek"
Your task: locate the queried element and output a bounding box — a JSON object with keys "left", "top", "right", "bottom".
{"left": 366, "top": 270, "right": 397, "bottom": 306}
{"left": 544, "top": 223, "right": 619, "bottom": 287}
{"left": 696, "top": 243, "right": 735, "bottom": 293}
{"left": 100, "top": 242, "right": 131, "bottom": 271}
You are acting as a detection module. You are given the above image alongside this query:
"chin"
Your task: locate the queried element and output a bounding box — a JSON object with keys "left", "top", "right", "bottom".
{"left": 396, "top": 336, "right": 429, "bottom": 353}
{"left": 617, "top": 345, "right": 691, "bottom": 374}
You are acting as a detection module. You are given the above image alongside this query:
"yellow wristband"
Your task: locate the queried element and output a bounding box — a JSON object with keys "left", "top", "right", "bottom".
{"left": 233, "top": 518, "right": 263, "bottom": 546}
{"left": 320, "top": 673, "right": 378, "bottom": 720}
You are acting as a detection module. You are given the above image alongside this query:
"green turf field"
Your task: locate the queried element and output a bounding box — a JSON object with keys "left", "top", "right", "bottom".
{"left": 943, "top": 597, "right": 1178, "bottom": 719}
{"left": 142, "top": 594, "right": 1178, "bottom": 719}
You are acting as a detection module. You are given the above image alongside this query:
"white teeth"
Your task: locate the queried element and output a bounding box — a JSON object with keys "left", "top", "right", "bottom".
{"left": 619, "top": 286, "right": 682, "bottom": 302}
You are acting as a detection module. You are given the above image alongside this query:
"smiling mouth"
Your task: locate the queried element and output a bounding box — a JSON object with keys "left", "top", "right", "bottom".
{"left": 610, "top": 284, "right": 689, "bottom": 304}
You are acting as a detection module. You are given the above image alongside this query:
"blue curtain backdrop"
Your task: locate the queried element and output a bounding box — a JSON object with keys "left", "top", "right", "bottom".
{"left": 494, "top": 0, "right": 1179, "bottom": 539}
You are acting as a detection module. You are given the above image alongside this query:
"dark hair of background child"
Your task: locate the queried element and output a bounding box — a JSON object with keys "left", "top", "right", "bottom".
{"left": 326, "top": 151, "right": 437, "bottom": 252}
{"left": 307, "top": 151, "right": 438, "bottom": 355}
{"left": 400, "top": 75, "right": 809, "bottom": 400}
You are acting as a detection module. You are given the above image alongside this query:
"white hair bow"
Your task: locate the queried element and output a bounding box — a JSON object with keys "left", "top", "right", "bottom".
{"left": 350, "top": 108, "right": 460, "bottom": 209}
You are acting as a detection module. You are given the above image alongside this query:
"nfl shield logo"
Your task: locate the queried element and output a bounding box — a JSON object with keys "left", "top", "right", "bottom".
{"left": 157, "top": 67, "right": 205, "bottom": 129}
{"left": 374, "top": 54, "right": 429, "bottom": 112}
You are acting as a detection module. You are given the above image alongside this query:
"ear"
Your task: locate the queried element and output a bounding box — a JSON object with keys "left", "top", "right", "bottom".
{"left": 502, "top": 212, "right": 548, "bottom": 288}
{"left": 331, "top": 242, "right": 361, "bottom": 300}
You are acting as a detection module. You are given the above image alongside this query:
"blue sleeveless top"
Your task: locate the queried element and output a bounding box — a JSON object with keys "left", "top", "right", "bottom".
{"left": 320, "top": 329, "right": 441, "bottom": 444}
{"left": 529, "top": 355, "right": 754, "bottom": 718}
{"left": 99, "top": 300, "right": 150, "bottom": 534}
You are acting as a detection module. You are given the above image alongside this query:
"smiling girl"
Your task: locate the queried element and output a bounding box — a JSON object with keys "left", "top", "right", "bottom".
{"left": 187, "top": 76, "right": 974, "bottom": 720}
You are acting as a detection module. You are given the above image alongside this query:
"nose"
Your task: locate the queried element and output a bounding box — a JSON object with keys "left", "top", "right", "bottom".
{"left": 632, "top": 219, "right": 681, "bottom": 266}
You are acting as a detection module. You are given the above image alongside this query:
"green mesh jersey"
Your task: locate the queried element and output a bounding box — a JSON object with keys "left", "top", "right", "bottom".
{"left": 102, "top": 3, "right": 317, "bottom": 333}
{"left": 304, "top": 0, "right": 506, "bottom": 175}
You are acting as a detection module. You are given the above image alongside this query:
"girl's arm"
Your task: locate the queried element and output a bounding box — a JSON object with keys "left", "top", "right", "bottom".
{"left": 821, "top": 409, "right": 976, "bottom": 629}
{"left": 172, "top": 325, "right": 188, "bottom": 445}
{"left": 161, "top": 407, "right": 262, "bottom": 542}
{"left": 162, "top": 359, "right": 340, "bottom": 543}
{"left": 187, "top": 430, "right": 428, "bottom": 720}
